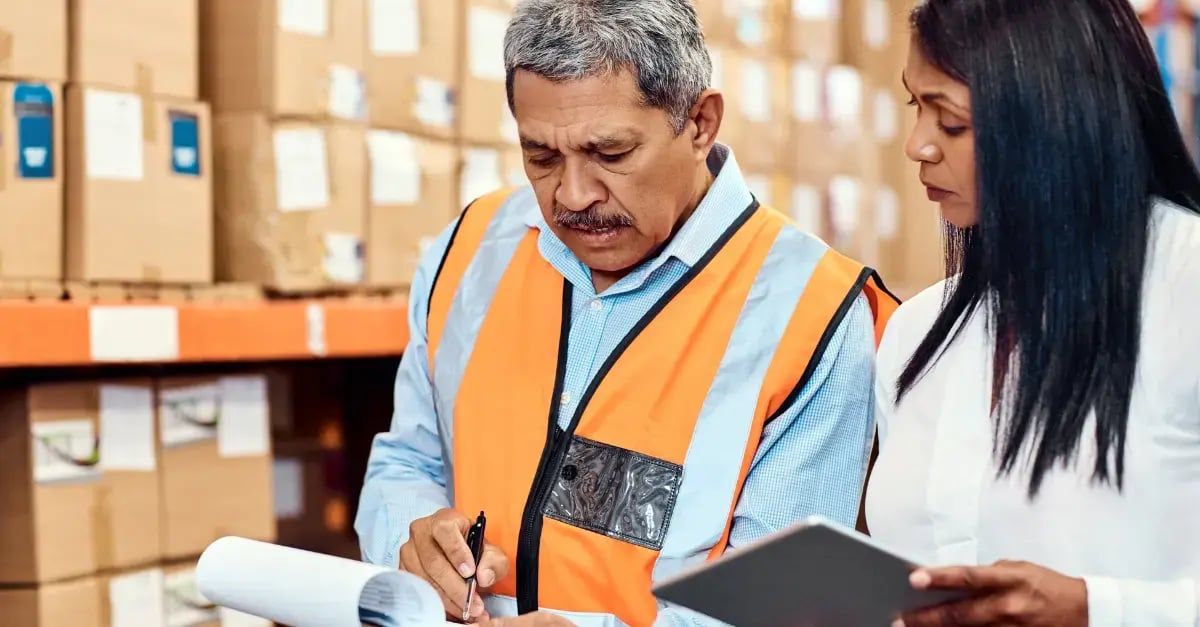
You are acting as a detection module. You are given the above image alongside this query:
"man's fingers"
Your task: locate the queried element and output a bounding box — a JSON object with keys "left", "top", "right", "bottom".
{"left": 898, "top": 593, "right": 1018, "bottom": 627}
{"left": 910, "top": 565, "right": 1022, "bottom": 591}
{"left": 431, "top": 516, "right": 477, "bottom": 578}
{"left": 477, "top": 543, "right": 510, "bottom": 589}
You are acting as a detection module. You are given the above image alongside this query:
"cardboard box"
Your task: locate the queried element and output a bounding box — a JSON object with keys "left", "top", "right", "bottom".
{"left": 366, "top": 131, "right": 458, "bottom": 286}
{"left": 65, "top": 86, "right": 212, "bottom": 283}
{"left": 100, "top": 567, "right": 166, "bottom": 627}
{"left": 839, "top": 0, "right": 904, "bottom": 80}
{"left": 213, "top": 116, "right": 366, "bottom": 291}
{"left": 162, "top": 562, "right": 221, "bottom": 627}
{"left": 0, "top": 2, "right": 67, "bottom": 82}
{"left": 788, "top": 0, "right": 842, "bottom": 62}
{"left": 366, "top": 0, "right": 459, "bottom": 138}
{"left": 157, "top": 376, "right": 276, "bottom": 561}
{"left": 0, "top": 81, "right": 62, "bottom": 279}
{"left": 714, "top": 50, "right": 788, "bottom": 172}
{"left": 69, "top": 0, "right": 197, "bottom": 99}
{"left": 458, "top": 145, "right": 528, "bottom": 211}
{"left": 0, "top": 576, "right": 104, "bottom": 627}
{"left": 0, "top": 381, "right": 161, "bottom": 585}
{"left": 201, "top": 0, "right": 367, "bottom": 121}
{"left": 460, "top": 0, "right": 519, "bottom": 146}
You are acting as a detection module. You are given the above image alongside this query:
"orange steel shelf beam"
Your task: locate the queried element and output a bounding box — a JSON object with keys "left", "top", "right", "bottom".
{"left": 0, "top": 299, "right": 410, "bottom": 367}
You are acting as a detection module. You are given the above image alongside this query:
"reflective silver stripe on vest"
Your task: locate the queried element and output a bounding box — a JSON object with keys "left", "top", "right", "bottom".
{"left": 652, "top": 224, "right": 830, "bottom": 583}
{"left": 431, "top": 186, "right": 537, "bottom": 489}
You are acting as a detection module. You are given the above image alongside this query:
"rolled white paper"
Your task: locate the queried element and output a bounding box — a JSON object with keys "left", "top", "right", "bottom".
{"left": 196, "top": 536, "right": 446, "bottom": 627}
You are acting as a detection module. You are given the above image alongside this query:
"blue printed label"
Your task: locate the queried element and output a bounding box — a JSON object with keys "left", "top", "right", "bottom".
{"left": 169, "top": 111, "right": 201, "bottom": 176}
{"left": 14, "top": 83, "right": 54, "bottom": 179}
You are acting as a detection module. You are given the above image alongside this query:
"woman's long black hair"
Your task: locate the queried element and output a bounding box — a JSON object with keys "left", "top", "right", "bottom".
{"left": 899, "top": 0, "right": 1200, "bottom": 496}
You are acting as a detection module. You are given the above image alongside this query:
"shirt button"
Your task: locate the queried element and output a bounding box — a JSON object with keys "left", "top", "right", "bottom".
{"left": 560, "top": 392, "right": 571, "bottom": 405}
{"left": 589, "top": 299, "right": 602, "bottom": 312}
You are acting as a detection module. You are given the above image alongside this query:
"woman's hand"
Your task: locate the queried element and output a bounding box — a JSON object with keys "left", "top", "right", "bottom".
{"left": 476, "top": 611, "right": 576, "bottom": 627}
{"left": 895, "top": 560, "right": 1088, "bottom": 626}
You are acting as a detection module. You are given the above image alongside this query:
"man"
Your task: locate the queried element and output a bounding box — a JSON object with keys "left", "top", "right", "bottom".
{"left": 355, "top": 0, "right": 897, "bottom": 625}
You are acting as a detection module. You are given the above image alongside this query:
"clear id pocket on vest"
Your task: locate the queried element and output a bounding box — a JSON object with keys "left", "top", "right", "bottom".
{"left": 543, "top": 436, "right": 682, "bottom": 551}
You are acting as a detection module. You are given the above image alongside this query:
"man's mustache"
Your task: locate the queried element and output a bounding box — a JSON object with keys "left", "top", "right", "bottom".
{"left": 552, "top": 205, "right": 634, "bottom": 229}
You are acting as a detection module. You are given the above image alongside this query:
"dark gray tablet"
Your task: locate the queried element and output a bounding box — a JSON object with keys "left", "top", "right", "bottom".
{"left": 652, "top": 516, "right": 968, "bottom": 627}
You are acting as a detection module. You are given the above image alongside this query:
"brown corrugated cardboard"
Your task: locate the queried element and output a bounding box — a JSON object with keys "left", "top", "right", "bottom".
{"left": 0, "top": 576, "right": 104, "bottom": 627}
{"left": 460, "top": 0, "right": 519, "bottom": 146}
{"left": 213, "top": 115, "right": 366, "bottom": 291}
{"left": 366, "top": 131, "right": 457, "bottom": 286}
{"left": 789, "top": 60, "right": 836, "bottom": 179}
{"left": 0, "top": 2, "right": 67, "bottom": 82}
{"left": 65, "top": 86, "right": 213, "bottom": 283}
{"left": 839, "top": 0, "right": 905, "bottom": 81}
{"left": 367, "top": 0, "right": 459, "bottom": 138}
{"left": 157, "top": 376, "right": 276, "bottom": 560}
{"left": 694, "top": 0, "right": 732, "bottom": 44}
{"left": 69, "top": 0, "right": 197, "bottom": 99}
{"left": 0, "top": 81, "right": 62, "bottom": 280}
{"left": 734, "top": 55, "right": 789, "bottom": 173}
{"left": 788, "top": 0, "right": 842, "bottom": 62}
{"left": 201, "top": 0, "right": 367, "bottom": 120}
{"left": 708, "top": 44, "right": 744, "bottom": 155}
{"left": 0, "top": 384, "right": 100, "bottom": 584}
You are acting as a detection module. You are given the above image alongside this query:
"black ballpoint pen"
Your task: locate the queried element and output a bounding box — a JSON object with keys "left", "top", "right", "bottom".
{"left": 463, "top": 511, "right": 487, "bottom": 622}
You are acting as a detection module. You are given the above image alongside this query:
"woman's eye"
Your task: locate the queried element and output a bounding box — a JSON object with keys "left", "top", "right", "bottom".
{"left": 906, "top": 96, "right": 918, "bottom": 107}
{"left": 937, "top": 121, "right": 968, "bottom": 137}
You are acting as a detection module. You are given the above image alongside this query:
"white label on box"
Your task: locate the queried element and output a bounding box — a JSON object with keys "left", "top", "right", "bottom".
{"left": 864, "top": 0, "right": 890, "bottom": 49}
{"left": 370, "top": 0, "right": 420, "bottom": 55}
{"left": 791, "top": 184, "right": 822, "bottom": 234}
{"left": 740, "top": 60, "right": 771, "bottom": 123}
{"left": 99, "top": 385, "right": 156, "bottom": 472}
{"left": 220, "top": 608, "right": 273, "bottom": 627}
{"left": 826, "top": 65, "right": 863, "bottom": 130}
{"left": 876, "top": 186, "right": 899, "bottom": 240}
{"left": 829, "top": 176, "right": 862, "bottom": 236}
{"left": 745, "top": 175, "right": 772, "bottom": 207}
{"left": 279, "top": 0, "right": 329, "bottom": 36}
{"left": 89, "top": 306, "right": 179, "bottom": 362}
{"left": 31, "top": 419, "right": 100, "bottom": 484}
{"left": 329, "top": 64, "right": 367, "bottom": 120}
{"left": 874, "top": 89, "right": 898, "bottom": 142}
{"left": 273, "top": 457, "right": 305, "bottom": 519}
{"left": 306, "top": 303, "right": 327, "bottom": 355}
{"left": 165, "top": 570, "right": 219, "bottom": 627}
{"left": 110, "top": 569, "right": 166, "bottom": 627}
{"left": 413, "top": 77, "right": 455, "bottom": 129}
{"left": 274, "top": 128, "right": 331, "bottom": 212}
{"left": 217, "top": 375, "right": 270, "bottom": 458}
{"left": 500, "top": 104, "right": 520, "bottom": 145}
{"left": 709, "top": 47, "right": 724, "bottom": 90}
{"left": 469, "top": 7, "right": 510, "bottom": 81}
{"left": 85, "top": 89, "right": 144, "bottom": 181}
{"left": 322, "top": 232, "right": 366, "bottom": 284}
{"left": 460, "top": 148, "right": 504, "bottom": 206}
{"left": 792, "top": 62, "right": 822, "bottom": 122}
{"left": 367, "top": 130, "right": 421, "bottom": 205}
{"left": 159, "top": 383, "right": 220, "bottom": 447}
{"left": 793, "top": 0, "right": 835, "bottom": 19}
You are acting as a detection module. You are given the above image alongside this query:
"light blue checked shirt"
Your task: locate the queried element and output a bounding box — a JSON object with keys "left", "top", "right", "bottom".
{"left": 356, "top": 145, "right": 876, "bottom": 626}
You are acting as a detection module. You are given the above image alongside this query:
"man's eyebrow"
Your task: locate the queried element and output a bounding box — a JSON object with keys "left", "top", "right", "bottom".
{"left": 520, "top": 136, "right": 551, "bottom": 151}
{"left": 583, "top": 136, "right": 632, "bottom": 152}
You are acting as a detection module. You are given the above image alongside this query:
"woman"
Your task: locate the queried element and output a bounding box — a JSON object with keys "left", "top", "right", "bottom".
{"left": 867, "top": 1, "right": 1200, "bottom": 626}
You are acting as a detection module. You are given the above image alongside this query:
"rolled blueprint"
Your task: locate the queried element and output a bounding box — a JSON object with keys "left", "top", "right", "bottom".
{"left": 196, "top": 536, "right": 448, "bottom": 627}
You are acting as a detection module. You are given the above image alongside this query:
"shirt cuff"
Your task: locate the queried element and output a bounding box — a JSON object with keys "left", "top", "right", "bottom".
{"left": 1084, "top": 575, "right": 1198, "bottom": 627}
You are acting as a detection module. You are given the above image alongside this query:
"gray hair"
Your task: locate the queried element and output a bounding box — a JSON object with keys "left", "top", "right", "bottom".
{"left": 503, "top": 0, "right": 713, "bottom": 134}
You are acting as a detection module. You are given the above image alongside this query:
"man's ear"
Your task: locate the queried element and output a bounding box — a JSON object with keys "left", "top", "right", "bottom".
{"left": 688, "top": 89, "right": 723, "bottom": 158}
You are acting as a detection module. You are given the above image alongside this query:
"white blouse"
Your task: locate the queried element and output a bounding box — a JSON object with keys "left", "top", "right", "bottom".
{"left": 866, "top": 199, "right": 1200, "bottom": 627}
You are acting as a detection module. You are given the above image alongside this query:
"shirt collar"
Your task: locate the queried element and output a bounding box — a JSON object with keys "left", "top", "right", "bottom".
{"left": 520, "top": 143, "right": 755, "bottom": 270}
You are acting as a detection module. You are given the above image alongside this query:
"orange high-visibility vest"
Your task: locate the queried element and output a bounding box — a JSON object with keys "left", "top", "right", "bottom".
{"left": 426, "top": 187, "right": 897, "bottom": 626}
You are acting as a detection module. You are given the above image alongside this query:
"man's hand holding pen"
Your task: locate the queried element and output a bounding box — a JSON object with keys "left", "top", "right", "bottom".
{"left": 398, "top": 508, "right": 508, "bottom": 622}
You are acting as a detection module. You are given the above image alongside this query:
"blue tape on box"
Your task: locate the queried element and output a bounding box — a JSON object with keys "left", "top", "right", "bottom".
{"left": 13, "top": 83, "right": 54, "bottom": 179}
{"left": 169, "top": 111, "right": 201, "bottom": 176}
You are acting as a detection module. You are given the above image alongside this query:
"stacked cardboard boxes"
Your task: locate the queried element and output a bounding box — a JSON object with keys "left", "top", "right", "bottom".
{"left": 0, "top": 376, "right": 275, "bottom": 627}
{"left": 66, "top": 0, "right": 213, "bottom": 284}
{"left": 202, "top": 0, "right": 371, "bottom": 291}
{"left": 0, "top": 2, "right": 66, "bottom": 282}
